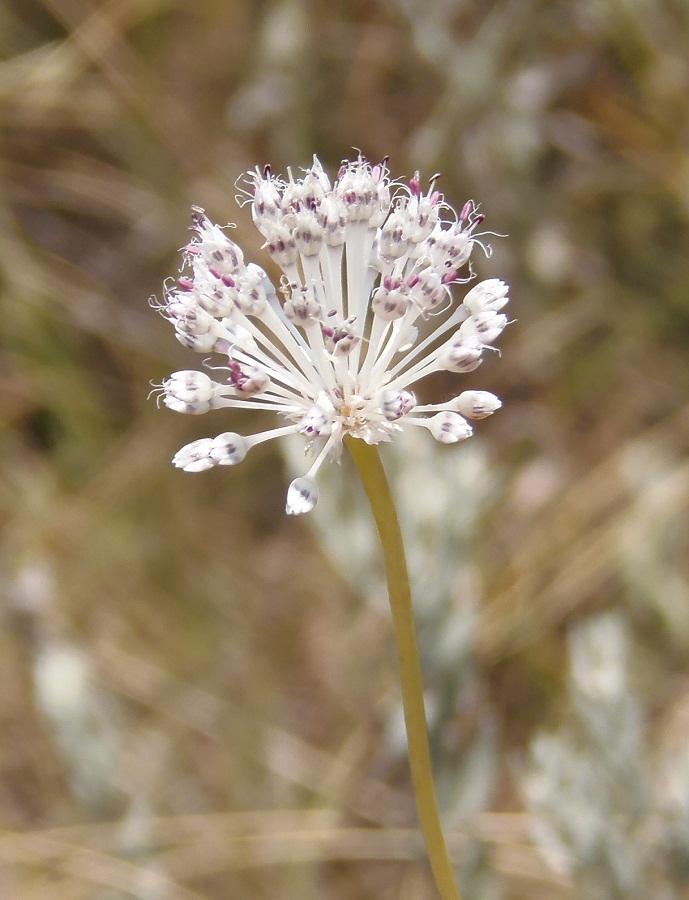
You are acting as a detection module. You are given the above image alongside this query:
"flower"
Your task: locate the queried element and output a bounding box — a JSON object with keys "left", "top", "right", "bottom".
{"left": 154, "top": 156, "right": 509, "bottom": 514}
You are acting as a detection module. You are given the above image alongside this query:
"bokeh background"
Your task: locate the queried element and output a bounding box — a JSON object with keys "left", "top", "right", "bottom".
{"left": 1, "top": 0, "right": 689, "bottom": 897}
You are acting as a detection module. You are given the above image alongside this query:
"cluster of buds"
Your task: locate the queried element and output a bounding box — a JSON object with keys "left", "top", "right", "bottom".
{"left": 154, "top": 156, "right": 509, "bottom": 514}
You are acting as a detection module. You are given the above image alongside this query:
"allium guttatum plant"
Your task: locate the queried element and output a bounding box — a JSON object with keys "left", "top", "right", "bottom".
{"left": 154, "top": 156, "right": 509, "bottom": 513}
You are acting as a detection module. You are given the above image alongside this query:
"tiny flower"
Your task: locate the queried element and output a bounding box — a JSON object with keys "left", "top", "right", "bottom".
{"left": 453, "top": 390, "right": 502, "bottom": 419}
{"left": 172, "top": 438, "right": 217, "bottom": 472}
{"left": 286, "top": 477, "right": 319, "bottom": 515}
{"left": 426, "top": 411, "right": 473, "bottom": 444}
{"left": 154, "top": 155, "right": 510, "bottom": 513}
{"left": 208, "top": 432, "right": 249, "bottom": 465}
{"left": 162, "top": 370, "right": 216, "bottom": 414}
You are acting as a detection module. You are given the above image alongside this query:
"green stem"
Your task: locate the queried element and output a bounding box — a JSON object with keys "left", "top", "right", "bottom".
{"left": 345, "top": 436, "right": 462, "bottom": 900}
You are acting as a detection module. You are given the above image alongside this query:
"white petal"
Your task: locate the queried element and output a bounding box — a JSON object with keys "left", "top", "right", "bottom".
{"left": 172, "top": 438, "right": 216, "bottom": 471}
{"left": 286, "top": 477, "right": 319, "bottom": 515}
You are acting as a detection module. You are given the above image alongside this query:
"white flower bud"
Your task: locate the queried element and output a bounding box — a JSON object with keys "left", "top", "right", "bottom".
{"left": 371, "top": 283, "right": 409, "bottom": 320}
{"left": 437, "top": 335, "right": 483, "bottom": 373}
{"left": 235, "top": 265, "right": 267, "bottom": 316}
{"left": 284, "top": 289, "right": 321, "bottom": 324}
{"left": 196, "top": 286, "right": 236, "bottom": 318}
{"left": 286, "top": 477, "right": 319, "bottom": 515}
{"left": 252, "top": 178, "right": 282, "bottom": 232}
{"left": 441, "top": 228, "right": 473, "bottom": 267}
{"left": 210, "top": 433, "right": 248, "bottom": 466}
{"left": 459, "top": 311, "right": 507, "bottom": 345}
{"left": 407, "top": 267, "right": 447, "bottom": 312}
{"left": 172, "top": 438, "right": 216, "bottom": 471}
{"left": 404, "top": 195, "right": 440, "bottom": 244}
{"left": 426, "top": 223, "right": 472, "bottom": 268}
{"left": 199, "top": 230, "right": 244, "bottom": 276}
{"left": 293, "top": 211, "right": 324, "bottom": 257}
{"left": 296, "top": 163, "right": 329, "bottom": 205}
{"left": 379, "top": 209, "right": 412, "bottom": 261}
{"left": 428, "top": 411, "right": 473, "bottom": 444}
{"left": 322, "top": 322, "right": 360, "bottom": 357}
{"left": 462, "top": 278, "right": 509, "bottom": 314}
{"left": 264, "top": 223, "right": 298, "bottom": 268}
{"left": 381, "top": 389, "right": 416, "bottom": 421}
{"left": 175, "top": 328, "right": 221, "bottom": 353}
{"left": 453, "top": 390, "right": 502, "bottom": 419}
{"left": 163, "top": 371, "right": 215, "bottom": 414}
{"left": 166, "top": 370, "right": 215, "bottom": 402}
{"left": 337, "top": 164, "right": 390, "bottom": 226}
{"left": 317, "top": 196, "right": 347, "bottom": 247}
{"left": 168, "top": 300, "right": 216, "bottom": 335}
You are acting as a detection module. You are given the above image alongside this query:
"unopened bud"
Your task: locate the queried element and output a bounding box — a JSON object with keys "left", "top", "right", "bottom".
{"left": 428, "top": 411, "right": 473, "bottom": 444}
{"left": 437, "top": 335, "right": 483, "bottom": 373}
{"left": 453, "top": 390, "right": 502, "bottom": 419}
{"left": 210, "top": 433, "right": 248, "bottom": 466}
{"left": 462, "top": 279, "right": 509, "bottom": 314}
{"left": 459, "top": 311, "right": 508, "bottom": 345}
{"left": 172, "top": 438, "right": 215, "bottom": 472}
{"left": 286, "top": 477, "right": 319, "bottom": 515}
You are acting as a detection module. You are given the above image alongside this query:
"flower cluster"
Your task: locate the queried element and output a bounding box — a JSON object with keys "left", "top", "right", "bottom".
{"left": 154, "top": 156, "right": 509, "bottom": 514}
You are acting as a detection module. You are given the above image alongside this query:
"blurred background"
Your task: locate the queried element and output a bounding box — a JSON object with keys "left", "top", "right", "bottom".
{"left": 1, "top": 0, "right": 689, "bottom": 897}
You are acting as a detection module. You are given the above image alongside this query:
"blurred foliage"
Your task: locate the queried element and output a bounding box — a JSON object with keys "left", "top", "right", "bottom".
{"left": 1, "top": 0, "right": 689, "bottom": 897}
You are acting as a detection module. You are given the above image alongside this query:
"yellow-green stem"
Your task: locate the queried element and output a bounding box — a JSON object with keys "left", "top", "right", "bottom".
{"left": 345, "top": 436, "right": 462, "bottom": 900}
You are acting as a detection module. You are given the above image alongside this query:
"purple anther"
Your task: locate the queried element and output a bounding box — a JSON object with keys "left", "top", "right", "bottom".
{"left": 221, "top": 274, "right": 235, "bottom": 288}
{"left": 409, "top": 172, "right": 422, "bottom": 197}
{"left": 460, "top": 201, "right": 473, "bottom": 221}
{"left": 442, "top": 268, "right": 458, "bottom": 284}
{"left": 177, "top": 276, "right": 194, "bottom": 292}
{"left": 208, "top": 264, "right": 222, "bottom": 280}
{"left": 228, "top": 360, "right": 246, "bottom": 389}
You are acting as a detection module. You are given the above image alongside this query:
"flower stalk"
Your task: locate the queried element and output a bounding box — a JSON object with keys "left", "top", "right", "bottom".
{"left": 345, "top": 435, "right": 462, "bottom": 900}
{"left": 153, "top": 156, "right": 509, "bottom": 895}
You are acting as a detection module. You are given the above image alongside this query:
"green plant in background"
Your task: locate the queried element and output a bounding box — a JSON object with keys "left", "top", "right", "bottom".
{"left": 153, "top": 156, "right": 510, "bottom": 897}
{"left": 524, "top": 611, "right": 689, "bottom": 899}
